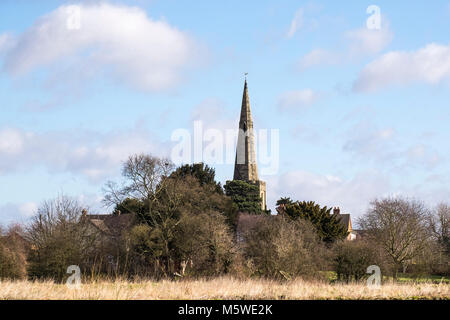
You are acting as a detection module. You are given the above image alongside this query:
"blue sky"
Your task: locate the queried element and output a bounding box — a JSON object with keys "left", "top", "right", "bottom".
{"left": 1, "top": 0, "right": 450, "bottom": 224}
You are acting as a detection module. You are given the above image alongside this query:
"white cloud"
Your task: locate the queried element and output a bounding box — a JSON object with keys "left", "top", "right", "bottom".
{"left": 0, "top": 202, "right": 37, "bottom": 225}
{"left": 0, "top": 128, "right": 25, "bottom": 154}
{"left": 0, "top": 3, "right": 201, "bottom": 91}
{"left": 277, "top": 89, "right": 320, "bottom": 111}
{"left": 260, "top": 159, "right": 450, "bottom": 225}
{"left": 0, "top": 33, "right": 14, "bottom": 53}
{"left": 18, "top": 202, "right": 38, "bottom": 218}
{"left": 75, "top": 193, "right": 104, "bottom": 212}
{"left": 287, "top": 8, "right": 304, "bottom": 38}
{"left": 353, "top": 43, "right": 450, "bottom": 92}
{"left": 290, "top": 124, "right": 325, "bottom": 142}
{"left": 266, "top": 167, "right": 449, "bottom": 221}
{"left": 0, "top": 126, "right": 171, "bottom": 183}
{"left": 190, "top": 98, "right": 227, "bottom": 122}
{"left": 189, "top": 98, "right": 237, "bottom": 134}
{"left": 298, "top": 23, "right": 392, "bottom": 70}
{"left": 343, "top": 123, "right": 396, "bottom": 159}
{"left": 342, "top": 120, "right": 442, "bottom": 171}
{"left": 405, "top": 144, "right": 441, "bottom": 169}
{"left": 378, "top": 128, "right": 395, "bottom": 140}
{"left": 265, "top": 170, "right": 391, "bottom": 219}
{"left": 345, "top": 25, "right": 393, "bottom": 56}
{"left": 298, "top": 49, "right": 337, "bottom": 70}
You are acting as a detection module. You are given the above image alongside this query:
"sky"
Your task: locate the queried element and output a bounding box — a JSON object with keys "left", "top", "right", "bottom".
{"left": 1, "top": 0, "right": 450, "bottom": 225}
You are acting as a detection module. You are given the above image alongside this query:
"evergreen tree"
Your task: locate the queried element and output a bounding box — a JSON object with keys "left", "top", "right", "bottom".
{"left": 114, "top": 197, "right": 145, "bottom": 216}
{"left": 224, "top": 180, "right": 267, "bottom": 215}
{"left": 280, "top": 200, "right": 348, "bottom": 243}
{"left": 171, "top": 163, "right": 223, "bottom": 194}
{"left": 276, "top": 197, "right": 294, "bottom": 206}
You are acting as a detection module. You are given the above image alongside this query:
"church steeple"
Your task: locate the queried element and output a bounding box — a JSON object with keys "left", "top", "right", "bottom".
{"left": 234, "top": 79, "right": 259, "bottom": 181}
{"left": 229, "top": 77, "right": 267, "bottom": 211}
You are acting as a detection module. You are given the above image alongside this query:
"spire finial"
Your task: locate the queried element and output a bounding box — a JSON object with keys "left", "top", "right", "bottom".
{"left": 244, "top": 72, "right": 248, "bottom": 82}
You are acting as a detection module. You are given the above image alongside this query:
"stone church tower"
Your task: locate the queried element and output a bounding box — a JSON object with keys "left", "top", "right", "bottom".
{"left": 233, "top": 79, "right": 267, "bottom": 210}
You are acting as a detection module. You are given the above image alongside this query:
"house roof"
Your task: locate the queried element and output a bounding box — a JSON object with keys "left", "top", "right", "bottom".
{"left": 88, "top": 219, "right": 110, "bottom": 234}
{"left": 84, "top": 213, "right": 135, "bottom": 236}
{"left": 335, "top": 214, "right": 352, "bottom": 231}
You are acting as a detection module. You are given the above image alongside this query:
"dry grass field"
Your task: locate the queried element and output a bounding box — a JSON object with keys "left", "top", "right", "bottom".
{"left": 0, "top": 277, "right": 449, "bottom": 300}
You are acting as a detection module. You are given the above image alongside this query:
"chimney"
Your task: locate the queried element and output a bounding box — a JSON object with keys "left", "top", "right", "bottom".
{"left": 333, "top": 207, "right": 340, "bottom": 215}
{"left": 82, "top": 209, "right": 87, "bottom": 217}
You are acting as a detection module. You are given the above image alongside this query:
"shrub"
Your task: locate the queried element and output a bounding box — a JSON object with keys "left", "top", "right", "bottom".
{"left": 243, "top": 215, "right": 328, "bottom": 279}
{"left": 405, "top": 240, "right": 450, "bottom": 277}
{"left": 0, "top": 225, "right": 28, "bottom": 280}
{"left": 174, "top": 211, "right": 236, "bottom": 277}
{"left": 333, "top": 240, "right": 381, "bottom": 283}
{"left": 0, "top": 243, "right": 26, "bottom": 280}
{"left": 26, "top": 196, "right": 100, "bottom": 282}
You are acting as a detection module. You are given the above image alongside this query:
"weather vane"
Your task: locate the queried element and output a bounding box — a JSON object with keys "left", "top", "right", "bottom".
{"left": 245, "top": 72, "right": 248, "bottom": 81}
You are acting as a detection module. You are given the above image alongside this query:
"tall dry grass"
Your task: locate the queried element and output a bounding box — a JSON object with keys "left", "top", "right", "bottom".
{"left": 0, "top": 277, "right": 448, "bottom": 300}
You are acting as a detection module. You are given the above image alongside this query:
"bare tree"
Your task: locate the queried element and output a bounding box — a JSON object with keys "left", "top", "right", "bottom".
{"left": 103, "top": 154, "right": 175, "bottom": 221}
{"left": 358, "top": 197, "right": 430, "bottom": 280}
{"left": 103, "top": 154, "right": 181, "bottom": 276}
{"left": 26, "top": 195, "right": 99, "bottom": 281}
{"left": 428, "top": 203, "right": 450, "bottom": 256}
{"left": 27, "top": 195, "right": 82, "bottom": 246}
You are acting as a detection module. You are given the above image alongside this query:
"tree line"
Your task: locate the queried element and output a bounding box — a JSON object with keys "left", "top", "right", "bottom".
{"left": 0, "top": 154, "right": 448, "bottom": 282}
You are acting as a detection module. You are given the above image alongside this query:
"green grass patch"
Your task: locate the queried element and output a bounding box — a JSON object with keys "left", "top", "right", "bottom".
{"left": 322, "top": 270, "right": 449, "bottom": 284}
{"left": 384, "top": 273, "right": 449, "bottom": 284}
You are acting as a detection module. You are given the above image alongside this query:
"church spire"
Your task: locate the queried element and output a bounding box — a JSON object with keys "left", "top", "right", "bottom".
{"left": 233, "top": 79, "right": 259, "bottom": 181}
{"left": 229, "top": 77, "right": 267, "bottom": 211}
